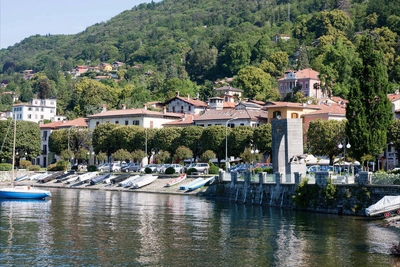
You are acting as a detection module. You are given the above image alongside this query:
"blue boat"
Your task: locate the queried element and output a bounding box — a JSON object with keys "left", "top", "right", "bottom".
{"left": 179, "top": 178, "right": 204, "bottom": 190}
{"left": 0, "top": 186, "right": 51, "bottom": 199}
{"left": 187, "top": 176, "right": 215, "bottom": 191}
{"left": 0, "top": 116, "right": 51, "bottom": 200}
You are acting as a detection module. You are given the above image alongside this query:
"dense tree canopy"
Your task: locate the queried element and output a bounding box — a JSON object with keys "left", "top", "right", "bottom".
{"left": 345, "top": 35, "right": 393, "bottom": 162}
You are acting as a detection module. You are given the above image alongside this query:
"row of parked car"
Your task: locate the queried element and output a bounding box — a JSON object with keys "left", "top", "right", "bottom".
{"left": 229, "top": 163, "right": 272, "bottom": 173}
{"left": 96, "top": 162, "right": 210, "bottom": 174}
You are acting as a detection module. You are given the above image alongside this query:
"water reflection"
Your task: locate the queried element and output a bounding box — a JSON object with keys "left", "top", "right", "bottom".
{"left": 0, "top": 189, "right": 399, "bottom": 266}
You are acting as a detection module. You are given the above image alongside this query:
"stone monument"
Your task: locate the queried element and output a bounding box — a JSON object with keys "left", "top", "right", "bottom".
{"left": 271, "top": 118, "right": 307, "bottom": 182}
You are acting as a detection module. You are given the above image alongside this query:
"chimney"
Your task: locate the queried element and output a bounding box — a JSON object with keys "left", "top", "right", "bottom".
{"left": 176, "top": 91, "right": 180, "bottom": 97}
{"left": 122, "top": 104, "right": 126, "bottom": 110}
{"left": 102, "top": 104, "right": 107, "bottom": 112}
{"left": 143, "top": 104, "right": 147, "bottom": 110}
{"left": 187, "top": 94, "right": 190, "bottom": 100}
{"left": 163, "top": 107, "right": 166, "bottom": 114}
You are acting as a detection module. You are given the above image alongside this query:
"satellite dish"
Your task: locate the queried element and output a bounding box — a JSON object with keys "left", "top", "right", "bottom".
{"left": 307, "top": 99, "right": 312, "bottom": 105}
{"left": 277, "top": 115, "right": 281, "bottom": 119}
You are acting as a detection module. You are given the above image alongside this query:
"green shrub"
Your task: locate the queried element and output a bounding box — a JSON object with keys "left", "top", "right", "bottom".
{"left": 28, "top": 165, "right": 41, "bottom": 171}
{"left": 47, "top": 164, "right": 64, "bottom": 171}
{"left": 0, "top": 163, "right": 12, "bottom": 171}
{"left": 20, "top": 160, "right": 32, "bottom": 168}
{"left": 145, "top": 167, "right": 152, "bottom": 174}
{"left": 187, "top": 168, "right": 198, "bottom": 175}
{"left": 254, "top": 167, "right": 264, "bottom": 174}
{"left": 87, "top": 165, "right": 98, "bottom": 172}
{"left": 264, "top": 167, "right": 273, "bottom": 174}
{"left": 165, "top": 166, "right": 175, "bottom": 174}
{"left": 209, "top": 164, "right": 219, "bottom": 174}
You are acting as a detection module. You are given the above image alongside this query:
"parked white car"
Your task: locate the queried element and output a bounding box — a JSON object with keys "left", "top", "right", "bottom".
{"left": 140, "top": 164, "right": 158, "bottom": 173}
{"left": 98, "top": 163, "right": 121, "bottom": 172}
{"left": 159, "top": 164, "right": 182, "bottom": 173}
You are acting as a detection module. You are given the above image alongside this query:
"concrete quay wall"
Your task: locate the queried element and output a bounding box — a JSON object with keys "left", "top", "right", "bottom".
{"left": 213, "top": 171, "right": 400, "bottom": 216}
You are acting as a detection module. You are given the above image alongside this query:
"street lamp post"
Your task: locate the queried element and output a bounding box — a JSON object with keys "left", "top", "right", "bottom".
{"left": 225, "top": 117, "right": 238, "bottom": 171}
{"left": 250, "top": 147, "right": 259, "bottom": 176}
{"left": 338, "top": 139, "right": 351, "bottom": 174}
{"left": 67, "top": 126, "right": 78, "bottom": 151}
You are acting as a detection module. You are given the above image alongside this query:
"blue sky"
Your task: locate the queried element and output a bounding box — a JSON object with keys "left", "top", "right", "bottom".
{"left": 0, "top": 0, "right": 154, "bottom": 49}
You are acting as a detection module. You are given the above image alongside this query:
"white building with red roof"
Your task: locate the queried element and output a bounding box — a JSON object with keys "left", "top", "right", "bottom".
{"left": 12, "top": 98, "right": 62, "bottom": 123}
{"left": 86, "top": 104, "right": 183, "bottom": 129}
{"left": 215, "top": 86, "right": 243, "bottom": 103}
{"left": 193, "top": 101, "right": 268, "bottom": 128}
{"left": 36, "top": 118, "right": 88, "bottom": 167}
{"left": 278, "top": 68, "right": 321, "bottom": 99}
{"left": 164, "top": 92, "right": 207, "bottom": 114}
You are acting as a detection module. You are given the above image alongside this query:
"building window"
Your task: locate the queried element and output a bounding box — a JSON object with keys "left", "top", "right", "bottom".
{"left": 50, "top": 110, "right": 54, "bottom": 113}
{"left": 291, "top": 113, "right": 299, "bottom": 118}
{"left": 197, "top": 124, "right": 204, "bottom": 127}
{"left": 227, "top": 123, "right": 235, "bottom": 128}
{"left": 40, "top": 115, "right": 44, "bottom": 119}
{"left": 181, "top": 106, "right": 184, "bottom": 113}
{"left": 96, "top": 122, "right": 100, "bottom": 126}
{"left": 36, "top": 107, "right": 39, "bottom": 111}
{"left": 35, "top": 115, "right": 38, "bottom": 119}
{"left": 150, "top": 121, "right": 154, "bottom": 128}
{"left": 115, "top": 121, "right": 119, "bottom": 124}
{"left": 133, "top": 120, "right": 139, "bottom": 125}
{"left": 28, "top": 114, "right": 31, "bottom": 119}
{"left": 125, "top": 121, "right": 129, "bottom": 125}
{"left": 305, "top": 82, "right": 308, "bottom": 89}
{"left": 208, "top": 124, "right": 212, "bottom": 126}
{"left": 41, "top": 108, "right": 44, "bottom": 111}
{"left": 240, "top": 123, "right": 245, "bottom": 126}
{"left": 173, "top": 107, "right": 175, "bottom": 112}
{"left": 50, "top": 101, "right": 54, "bottom": 105}
{"left": 273, "top": 111, "right": 281, "bottom": 119}
{"left": 28, "top": 107, "right": 32, "bottom": 111}
{"left": 188, "top": 106, "right": 191, "bottom": 111}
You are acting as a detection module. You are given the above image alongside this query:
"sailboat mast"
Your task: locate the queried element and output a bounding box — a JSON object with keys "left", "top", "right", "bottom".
{"left": 11, "top": 115, "right": 16, "bottom": 187}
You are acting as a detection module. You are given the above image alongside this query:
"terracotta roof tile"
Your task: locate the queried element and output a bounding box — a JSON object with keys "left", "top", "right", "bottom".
{"left": 87, "top": 108, "right": 183, "bottom": 119}
{"left": 278, "top": 68, "right": 319, "bottom": 81}
{"left": 195, "top": 109, "right": 268, "bottom": 121}
{"left": 165, "top": 96, "right": 208, "bottom": 107}
{"left": 163, "top": 114, "right": 199, "bottom": 126}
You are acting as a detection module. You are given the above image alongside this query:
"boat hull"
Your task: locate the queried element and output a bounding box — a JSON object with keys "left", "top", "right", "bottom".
{"left": 132, "top": 175, "right": 158, "bottom": 189}
{"left": 0, "top": 187, "right": 51, "bottom": 199}
{"left": 166, "top": 174, "right": 187, "bottom": 187}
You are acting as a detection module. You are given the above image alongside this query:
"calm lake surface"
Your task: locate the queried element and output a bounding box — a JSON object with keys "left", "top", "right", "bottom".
{"left": 1, "top": 188, "right": 400, "bottom": 267}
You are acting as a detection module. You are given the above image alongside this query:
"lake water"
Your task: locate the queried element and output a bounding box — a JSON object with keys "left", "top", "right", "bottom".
{"left": 1, "top": 188, "right": 400, "bottom": 267}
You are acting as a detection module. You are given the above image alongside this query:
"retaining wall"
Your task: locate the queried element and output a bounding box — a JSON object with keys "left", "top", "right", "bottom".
{"left": 212, "top": 171, "right": 400, "bottom": 216}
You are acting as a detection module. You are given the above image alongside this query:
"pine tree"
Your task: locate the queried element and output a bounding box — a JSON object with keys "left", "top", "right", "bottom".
{"left": 345, "top": 35, "right": 393, "bottom": 161}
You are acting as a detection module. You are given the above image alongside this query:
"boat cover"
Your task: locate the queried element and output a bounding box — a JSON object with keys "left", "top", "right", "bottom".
{"left": 365, "top": 196, "right": 400, "bottom": 216}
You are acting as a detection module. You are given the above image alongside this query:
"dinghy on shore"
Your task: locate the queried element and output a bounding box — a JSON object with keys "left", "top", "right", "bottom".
{"left": 187, "top": 176, "right": 215, "bottom": 191}
{"left": 118, "top": 175, "right": 141, "bottom": 187}
{"left": 179, "top": 178, "right": 204, "bottom": 190}
{"left": 166, "top": 174, "right": 187, "bottom": 187}
{"left": 132, "top": 174, "right": 158, "bottom": 189}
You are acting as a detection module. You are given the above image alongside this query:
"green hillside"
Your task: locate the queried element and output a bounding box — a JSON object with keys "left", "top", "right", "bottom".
{"left": 0, "top": 0, "right": 399, "bottom": 118}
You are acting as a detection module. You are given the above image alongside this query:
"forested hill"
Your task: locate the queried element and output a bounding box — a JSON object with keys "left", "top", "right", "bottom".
{"left": 0, "top": 0, "right": 399, "bottom": 118}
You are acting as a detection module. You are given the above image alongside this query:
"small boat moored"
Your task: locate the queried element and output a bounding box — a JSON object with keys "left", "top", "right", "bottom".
{"left": 0, "top": 186, "right": 51, "bottom": 199}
